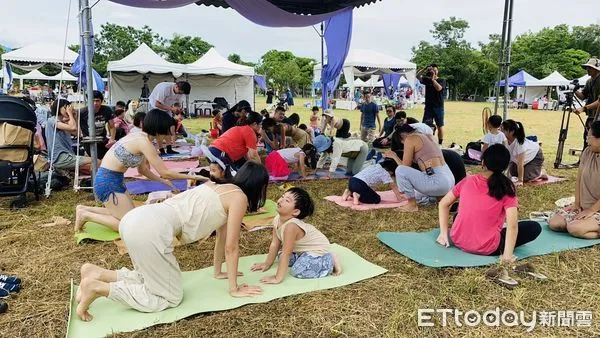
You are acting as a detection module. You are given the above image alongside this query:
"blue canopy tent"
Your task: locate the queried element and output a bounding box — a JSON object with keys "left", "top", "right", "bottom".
{"left": 497, "top": 70, "right": 539, "bottom": 87}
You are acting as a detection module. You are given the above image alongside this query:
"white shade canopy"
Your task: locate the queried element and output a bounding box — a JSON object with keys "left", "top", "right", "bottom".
{"left": 186, "top": 48, "right": 254, "bottom": 76}
{"left": 17, "top": 69, "right": 54, "bottom": 81}
{"left": 107, "top": 43, "right": 184, "bottom": 76}
{"left": 1, "top": 42, "right": 78, "bottom": 64}
{"left": 577, "top": 74, "right": 591, "bottom": 84}
{"left": 344, "top": 48, "right": 416, "bottom": 72}
{"left": 535, "top": 71, "right": 570, "bottom": 87}
{"left": 49, "top": 69, "right": 78, "bottom": 81}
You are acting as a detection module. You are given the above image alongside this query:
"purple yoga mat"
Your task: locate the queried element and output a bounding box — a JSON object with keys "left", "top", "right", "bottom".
{"left": 126, "top": 179, "right": 188, "bottom": 195}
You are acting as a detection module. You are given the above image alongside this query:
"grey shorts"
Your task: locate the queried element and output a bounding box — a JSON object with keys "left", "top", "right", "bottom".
{"left": 54, "top": 152, "right": 91, "bottom": 170}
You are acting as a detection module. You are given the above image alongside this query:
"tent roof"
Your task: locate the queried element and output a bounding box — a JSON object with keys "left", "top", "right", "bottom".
{"left": 195, "top": 0, "right": 380, "bottom": 14}
{"left": 1, "top": 42, "right": 78, "bottom": 64}
{"left": 107, "top": 43, "right": 184, "bottom": 75}
{"left": 498, "top": 70, "right": 539, "bottom": 87}
{"left": 186, "top": 48, "right": 254, "bottom": 76}
{"left": 16, "top": 69, "right": 54, "bottom": 80}
{"left": 344, "top": 49, "right": 416, "bottom": 70}
{"left": 49, "top": 70, "right": 78, "bottom": 81}
{"left": 577, "top": 74, "right": 591, "bottom": 84}
{"left": 535, "top": 71, "right": 570, "bottom": 87}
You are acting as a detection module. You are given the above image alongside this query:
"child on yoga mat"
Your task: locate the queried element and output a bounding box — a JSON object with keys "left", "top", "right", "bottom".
{"left": 264, "top": 144, "right": 318, "bottom": 178}
{"left": 75, "top": 162, "right": 270, "bottom": 322}
{"left": 341, "top": 158, "right": 403, "bottom": 205}
{"left": 436, "top": 144, "right": 542, "bottom": 262}
{"left": 501, "top": 119, "right": 547, "bottom": 185}
{"left": 74, "top": 109, "right": 204, "bottom": 233}
{"left": 250, "top": 187, "right": 341, "bottom": 283}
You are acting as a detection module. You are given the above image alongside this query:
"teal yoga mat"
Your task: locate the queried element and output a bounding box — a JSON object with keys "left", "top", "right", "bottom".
{"left": 377, "top": 222, "right": 600, "bottom": 268}
{"left": 66, "top": 244, "right": 386, "bottom": 337}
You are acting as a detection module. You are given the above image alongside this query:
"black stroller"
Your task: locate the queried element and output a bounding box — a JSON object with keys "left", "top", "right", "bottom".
{"left": 0, "top": 95, "right": 39, "bottom": 209}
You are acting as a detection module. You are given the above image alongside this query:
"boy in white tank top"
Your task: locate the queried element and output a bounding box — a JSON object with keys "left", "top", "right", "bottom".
{"left": 251, "top": 188, "right": 341, "bottom": 282}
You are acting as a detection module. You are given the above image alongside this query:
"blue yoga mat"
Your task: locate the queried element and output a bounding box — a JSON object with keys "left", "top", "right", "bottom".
{"left": 271, "top": 168, "right": 350, "bottom": 182}
{"left": 377, "top": 222, "right": 600, "bottom": 268}
{"left": 126, "top": 179, "right": 188, "bottom": 195}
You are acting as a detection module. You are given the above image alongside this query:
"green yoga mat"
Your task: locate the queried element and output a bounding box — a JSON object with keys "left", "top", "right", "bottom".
{"left": 66, "top": 244, "right": 386, "bottom": 337}
{"left": 378, "top": 222, "right": 600, "bottom": 268}
{"left": 74, "top": 200, "right": 278, "bottom": 244}
{"left": 75, "top": 222, "right": 120, "bottom": 244}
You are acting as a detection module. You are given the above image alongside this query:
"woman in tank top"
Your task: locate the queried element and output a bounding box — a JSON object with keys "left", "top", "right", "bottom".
{"left": 74, "top": 162, "right": 270, "bottom": 322}
{"left": 384, "top": 123, "right": 455, "bottom": 212}
{"left": 75, "top": 109, "right": 203, "bottom": 233}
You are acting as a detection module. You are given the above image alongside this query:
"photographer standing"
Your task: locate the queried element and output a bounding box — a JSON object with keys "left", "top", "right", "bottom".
{"left": 575, "top": 58, "right": 600, "bottom": 149}
{"left": 417, "top": 64, "right": 446, "bottom": 145}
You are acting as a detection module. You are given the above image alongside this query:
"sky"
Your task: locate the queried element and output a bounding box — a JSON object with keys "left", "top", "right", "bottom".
{"left": 0, "top": 0, "right": 598, "bottom": 63}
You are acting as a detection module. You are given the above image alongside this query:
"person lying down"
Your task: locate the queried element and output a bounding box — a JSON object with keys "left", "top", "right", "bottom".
{"left": 251, "top": 187, "right": 341, "bottom": 282}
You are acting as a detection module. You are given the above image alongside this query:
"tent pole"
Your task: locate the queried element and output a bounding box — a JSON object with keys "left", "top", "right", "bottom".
{"left": 320, "top": 22, "right": 326, "bottom": 110}
{"left": 493, "top": 0, "right": 510, "bottom": 116}
{"left": 502, "top": 0, "right": 514, "bottom": 120}
{"left": 81, "top": 0, "right": 98, "bottom": 181}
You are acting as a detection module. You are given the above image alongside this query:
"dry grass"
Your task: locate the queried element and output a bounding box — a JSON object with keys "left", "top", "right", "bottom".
{"left": 1, "top": 99, "right": 599, "bottom": 337}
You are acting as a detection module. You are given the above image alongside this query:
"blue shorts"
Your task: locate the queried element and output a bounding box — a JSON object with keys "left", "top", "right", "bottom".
{"left": 94, "top": 167, "right": 127, "bottom": 204}
{"left": 281, "top": 252, "right": 334, "bottom": 279}
{"left": 423, "top": 106, "right": 444, "bottom": 127}
{"left": 208, "top": 146, "right": 246, "bottom": 171}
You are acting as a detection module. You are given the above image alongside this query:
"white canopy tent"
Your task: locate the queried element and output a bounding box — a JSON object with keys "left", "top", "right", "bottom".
{"left": 577, "top": 74, "right": 591, "bottom": 85}
{"left": 184, "top": 48, "right": 254, "bottom": 107}
{"left": 313, "top": 49, "right": 416, "bottom": 108}
{"left": 108, "top": 44, "right": 254, "bottom": 108}
{"left": 1, "top": 42, "right": 79, "bottom": 91}
{"left": 516, "top": 71, "right": 570, "bottom": 105}
{"left": 107, "top": 43, "right": 185, "bottom": 104}
{"left": 49, "top": 70, "right": 78, "bottom": 82}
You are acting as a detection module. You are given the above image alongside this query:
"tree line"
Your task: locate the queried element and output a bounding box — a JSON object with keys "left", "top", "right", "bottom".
{"left": 411, "top": 17, "right": 599, "bottom": 100}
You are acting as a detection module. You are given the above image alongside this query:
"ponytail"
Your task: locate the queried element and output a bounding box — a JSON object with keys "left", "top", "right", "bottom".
{"left": 482, "top": 144, "right": 515, "bottom": 200}
{"left": 515, "top": 121, "right": 526, "bottom": 145}
{"left": 487, "top": 171, "right": 516, "bottom": 200}
{"left": 501, "top": 119, "right": 526, "bottom": 145}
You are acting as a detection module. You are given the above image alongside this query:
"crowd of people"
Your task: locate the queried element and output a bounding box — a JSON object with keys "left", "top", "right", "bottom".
{"left": 13, "top": 57, "right": 599, "bottom": 322}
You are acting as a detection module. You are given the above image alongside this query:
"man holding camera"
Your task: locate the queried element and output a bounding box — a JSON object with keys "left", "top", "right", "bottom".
{"left": 575, "top": 58, "right": 600, "bottom": 149}
{"left": 417, "top": 64, "right": 446, "bottom": 145}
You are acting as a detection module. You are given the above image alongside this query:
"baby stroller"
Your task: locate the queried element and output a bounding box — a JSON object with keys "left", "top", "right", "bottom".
{"left": 0, "top": 95, "right": 39, "bottom": 209}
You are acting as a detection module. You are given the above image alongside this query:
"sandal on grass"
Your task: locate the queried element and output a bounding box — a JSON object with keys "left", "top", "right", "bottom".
{"left": 512, "top": 263, "right": 548, "bottom": 282}
{"left": 529, "top": 211, "right": 553, "bottom": 221}
{"left": 485, "top": 268, "right": 519, "bottom": 289}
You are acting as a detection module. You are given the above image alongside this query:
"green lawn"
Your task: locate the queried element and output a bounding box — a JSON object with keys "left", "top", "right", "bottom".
{"left": 0, "top": 99, "right": 597, "bottom": 337}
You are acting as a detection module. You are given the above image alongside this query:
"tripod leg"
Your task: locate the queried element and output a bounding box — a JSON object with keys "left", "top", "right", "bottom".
{"left": 554, "top": 106, "right": 571, "bottom": 169}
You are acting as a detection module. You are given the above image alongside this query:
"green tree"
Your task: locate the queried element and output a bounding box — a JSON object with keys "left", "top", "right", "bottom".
{"left": 571, "top": 25, "right": 600, "bottom": 60}
{"left": 94, "top": 23, "right": 166, "bottom": 75}
{"left": 227, "top": 53, "right": 256, "bottom": 67}
{"left": 256, "top": 50, "right": 315, "bottom": 94}
{"left": 163, "top": 35, "right": 213, "bottom": 64}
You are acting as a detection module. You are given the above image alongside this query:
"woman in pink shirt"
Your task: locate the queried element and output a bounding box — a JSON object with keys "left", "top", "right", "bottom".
{"left": 436, "top": 144, "right": 541, "bottom": 262}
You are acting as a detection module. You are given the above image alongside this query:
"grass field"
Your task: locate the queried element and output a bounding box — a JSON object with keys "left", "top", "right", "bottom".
{"left": 1, "top": 98, "right": 598, "bottom": 337}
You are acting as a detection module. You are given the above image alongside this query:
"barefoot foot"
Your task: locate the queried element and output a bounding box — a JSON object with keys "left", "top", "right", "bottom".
{"left": 74, "top": 206, "right": 87, "bottom": 232}
{"left": 76, "top": 278, "right": 104, "bottom": 322}
{"left": 352, "top": 192, "right": 360, "bottom": 206}
{"left": 341, "top": 189, "right": 351, "bottom": 201}
{"left": 398, "top": 203, "right": 419, "bottom": 212}
{"left": 331, "top": 253, "right": 342, "bottom": 276}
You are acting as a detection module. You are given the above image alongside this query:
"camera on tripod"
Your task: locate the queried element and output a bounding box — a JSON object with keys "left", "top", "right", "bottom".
{"left": 558, "top": 79, "right": 582, "bottom": 93}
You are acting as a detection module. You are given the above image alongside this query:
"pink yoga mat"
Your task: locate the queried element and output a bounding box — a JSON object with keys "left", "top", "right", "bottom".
{"left": 527, "top": 175, "right": 566, "bottom": 185}
{"left": 124, "top": 160, "right": 200, "bottom": 179}
{"left": 324, "top": 190, "right": 407, "bottom": 211}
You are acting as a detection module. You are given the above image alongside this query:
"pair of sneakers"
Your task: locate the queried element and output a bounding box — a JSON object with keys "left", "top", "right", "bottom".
{"left": 0, "top": 274, "right": 21, "bottom": 298}
{"left": 486, "top": 263, "right": 547, "bottom": 289}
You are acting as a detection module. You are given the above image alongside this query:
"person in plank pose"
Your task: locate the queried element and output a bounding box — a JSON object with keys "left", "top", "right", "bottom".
{"left": 75, "top": 162, "right": 270, "bottom": 321}
{"left": 251, "top": 187, "right": 341, "bottom": 282}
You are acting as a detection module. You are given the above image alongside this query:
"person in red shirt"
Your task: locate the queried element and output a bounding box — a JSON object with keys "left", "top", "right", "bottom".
{"left": 207, "top": 111, "right": 262, "bottom": 170}
{"left": 436, "top": 144, "right": 541, "bottom": 261}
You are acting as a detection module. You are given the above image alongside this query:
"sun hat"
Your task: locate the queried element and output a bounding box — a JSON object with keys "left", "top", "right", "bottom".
{"left": 313, "top": 135, "right": 332, "bottom": 152}
{"left": 581, "top": 58, "right": 600, "bottom": 71}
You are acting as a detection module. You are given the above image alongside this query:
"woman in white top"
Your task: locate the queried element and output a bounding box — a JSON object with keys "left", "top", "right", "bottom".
{"left": 74, "top": 162, "right": 270, "bottom": 322}
{"left": 501, "top": 119, "right": 546, "bottom": 184}
{"left": 313, "top": 135, "right": 369, "bottom": 178}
